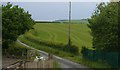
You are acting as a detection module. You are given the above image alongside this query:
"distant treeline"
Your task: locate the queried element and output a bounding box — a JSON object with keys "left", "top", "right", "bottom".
{"left": 35, "top": 19, "right": 89, "bottom": 24}
{"left": 35, "top": 21, "right": 61, "bottom": 23}
{"left": 35, "top": 21, "right": 88, "bottom": 24}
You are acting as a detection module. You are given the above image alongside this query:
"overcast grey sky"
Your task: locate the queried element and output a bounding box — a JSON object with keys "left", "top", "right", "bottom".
{"left": 3, "top": 2, "right": 100, "bottom": 21}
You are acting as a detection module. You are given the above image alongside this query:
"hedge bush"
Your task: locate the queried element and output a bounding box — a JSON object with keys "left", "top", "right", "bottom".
{"left": 24, "top": 34, "right": 79, "bottom": 54}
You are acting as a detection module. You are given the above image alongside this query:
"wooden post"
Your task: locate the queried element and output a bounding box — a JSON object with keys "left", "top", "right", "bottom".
{"left": 68, "top": 2, "right": 71, "bottom": 47}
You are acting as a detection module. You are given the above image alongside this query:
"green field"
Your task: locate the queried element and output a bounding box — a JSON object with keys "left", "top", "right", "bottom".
{"left": 19, "top": 23, "right": 111, "bottom": 68}
{"left": 21, "top": 23, "right": 92, "bottom": 50}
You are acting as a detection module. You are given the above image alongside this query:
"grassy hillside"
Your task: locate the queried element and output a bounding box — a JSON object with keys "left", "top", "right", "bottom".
{"left": 19, "top": 23, "right": 92, "bottom": 51}
{"left": 18, "top": 23, "right": 111, "bottom": 68}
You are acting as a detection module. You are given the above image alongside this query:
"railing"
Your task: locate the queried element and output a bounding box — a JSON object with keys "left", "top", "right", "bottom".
{"left": 2, "top": 59, "right": 53, "bottom": 70}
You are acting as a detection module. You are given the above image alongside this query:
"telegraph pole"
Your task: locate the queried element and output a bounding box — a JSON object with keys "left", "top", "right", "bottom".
{"left": 68, "top": 2, "right": 71, "bottom": 47}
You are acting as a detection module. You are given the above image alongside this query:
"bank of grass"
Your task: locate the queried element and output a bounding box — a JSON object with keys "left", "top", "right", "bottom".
{"left": 19, "top": 35, "right": 74, "bottom": 58}
{"left": 18, "top": 35, "right": 111, "bottom": 68}
{"left": 18, "top": 23, "right": 111, "bottom": 68}
{"left": 31, "top": 23, "right": 92, "bottom": 50}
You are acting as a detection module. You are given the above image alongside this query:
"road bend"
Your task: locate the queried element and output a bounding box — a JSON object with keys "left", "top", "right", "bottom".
{"left": 17, "top": 40, "right": 91, "bottom": 70}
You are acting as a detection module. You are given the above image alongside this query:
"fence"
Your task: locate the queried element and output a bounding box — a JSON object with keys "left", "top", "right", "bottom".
{"left": 82, "top": 48, "right": 120, "bottom": 68}
{"left": 4, "top": 60, "right": 53, "bottom": 70}
{"left": 24, "top": 60, "right": 53, "bottom": 68}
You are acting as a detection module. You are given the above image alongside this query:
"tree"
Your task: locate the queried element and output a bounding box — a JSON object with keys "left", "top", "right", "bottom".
{"left": 2, "top": 3, "right": 35, "bottom": 49}
{"left": 88, "top": 2, "right": 119, "bottom": 52}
